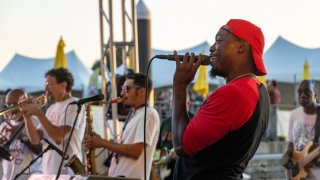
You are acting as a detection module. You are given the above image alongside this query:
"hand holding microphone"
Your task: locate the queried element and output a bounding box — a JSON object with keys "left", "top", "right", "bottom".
{"left": 155, "top": 53, "right": 212, "bottom": 65}
{"left": 169, "top": 51, "right": 206, "bottom": 86}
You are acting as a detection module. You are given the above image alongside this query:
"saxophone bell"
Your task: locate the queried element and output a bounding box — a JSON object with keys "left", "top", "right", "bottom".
{"left": 65, "top": 154, "right": 85, "bottom": 175}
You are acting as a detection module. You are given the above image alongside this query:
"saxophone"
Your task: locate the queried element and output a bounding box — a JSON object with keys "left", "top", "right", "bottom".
{"left": 84, "top": 102, "right": 97, "bottom": 175}
{"left": 83, "top": 97, "right": 127, "bottom": 175}
{"left": 65, "top": 102, "right": 96, "bottom": 175}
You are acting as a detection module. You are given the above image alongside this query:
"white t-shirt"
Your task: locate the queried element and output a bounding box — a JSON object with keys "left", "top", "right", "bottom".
{"left": 38, "top": 97, "right": 86, "bottom": 175}
{"left": 108, "top": 106, "right": 160, "bottom": 180}
{"left": 0, "top": 117, "right": 41, "bottom": 180}
{"left": 288, "top": 106, "right": 317, "bottom": 151}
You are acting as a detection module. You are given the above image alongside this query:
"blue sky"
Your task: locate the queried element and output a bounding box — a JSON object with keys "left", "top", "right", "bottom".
{"left": 1, "top": 0, "right": 320, "bottom": 71}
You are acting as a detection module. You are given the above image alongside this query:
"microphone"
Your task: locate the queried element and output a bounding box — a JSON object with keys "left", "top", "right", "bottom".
{"left": 154, "top": 54, "right": 212, "bottom": 65}
{"left": 43, "top": 138, "right": 69, "bottom": 159}
{"left": 69, "top": 94, "right": 104, "bottom": 105}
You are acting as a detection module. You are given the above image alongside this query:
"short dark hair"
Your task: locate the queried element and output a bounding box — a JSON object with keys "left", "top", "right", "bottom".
{"left": 45, "top": 68, "right": 74, "bottom": 92}
{"left": 300, "top": 80, "right": 317, "bottom": 92}
{"left": 126, "top": 73, "right": 153, "bottom": 95}
{"left": 270, "top": 80, "right": 277, "bottom": 87}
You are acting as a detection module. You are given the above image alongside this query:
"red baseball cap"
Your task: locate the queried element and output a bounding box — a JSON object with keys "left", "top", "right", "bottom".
{"left": 221, "top": 19, "right": 266, "bottom": 76}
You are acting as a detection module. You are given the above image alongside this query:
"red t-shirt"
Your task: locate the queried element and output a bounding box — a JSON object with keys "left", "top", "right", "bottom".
{"left": 182, "top": 77, "right": 260, "bottom": 156}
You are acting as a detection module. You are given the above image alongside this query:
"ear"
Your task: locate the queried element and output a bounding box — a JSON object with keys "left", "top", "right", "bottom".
{"left": 60, "top": 82, "right": 68, "bottom": 91}
{"left": 238, "top": 40, "right": 249, "bottom": 54}
{"left": 138, "top": 88, "right": 146, "bottom": 97}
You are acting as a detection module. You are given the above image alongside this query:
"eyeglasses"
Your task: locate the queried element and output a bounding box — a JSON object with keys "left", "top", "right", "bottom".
{"left": 121, "top": 85, "right": 143, "bottom": 92}
{"left": 3, "top": 103, "right": 16, "bottom": 109}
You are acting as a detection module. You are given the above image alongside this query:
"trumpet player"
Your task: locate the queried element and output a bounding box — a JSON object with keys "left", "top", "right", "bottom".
{"left": 84, "top": 73, "right": 160, "bottom": 180}
{"left": 0, "top": 89, "right": 42, "bottom": 180}
{"left": 20, "top": 68, "right": 86, "bottom": 175}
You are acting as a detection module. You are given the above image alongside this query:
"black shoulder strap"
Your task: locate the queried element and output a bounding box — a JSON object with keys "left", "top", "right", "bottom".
{"left": 313, "top": 105, "right": 320, "bottom": 146}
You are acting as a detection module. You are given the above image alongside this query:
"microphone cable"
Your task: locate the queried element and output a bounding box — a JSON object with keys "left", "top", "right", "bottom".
{"left": 143, "top": 56, "right": 157, "bottom": 180}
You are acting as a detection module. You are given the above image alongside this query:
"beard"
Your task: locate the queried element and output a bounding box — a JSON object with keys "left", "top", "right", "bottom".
{"left": 123, "top": 102, "right": 131, "bottom": 109}
{"left": 209, "top": 67, "right": 216, "bottom": 79}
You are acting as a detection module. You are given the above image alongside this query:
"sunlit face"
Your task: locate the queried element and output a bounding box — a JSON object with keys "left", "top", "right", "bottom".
{"left": 209, "top": 28, "right": 241, "bottom": 78}
{"left": 120, "top": 79, "right": 143, "bottom": 108}
{"left": 298, "top": 81, "right": 317, "bottom": 108}
{"left": 45, "top": 75, "right": 66, "bottom": 101}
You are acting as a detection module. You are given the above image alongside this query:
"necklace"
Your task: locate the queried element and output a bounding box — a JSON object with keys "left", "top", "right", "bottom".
{"left": 227, "top": 73, "right": 257, "bottom": 84}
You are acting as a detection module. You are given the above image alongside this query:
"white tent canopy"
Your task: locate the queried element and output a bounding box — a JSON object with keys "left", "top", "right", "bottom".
{"left": 0, "top": 50, "right": 92, "bottom": 92}
{"left": 263, "top": 36, "right": 320, "bottom": 83}
{"left": 117, "top": 41, "right": 225, "bottom": 88}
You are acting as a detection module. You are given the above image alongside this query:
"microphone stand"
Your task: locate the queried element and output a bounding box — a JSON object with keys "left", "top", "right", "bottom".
{"left": 14, "top": 144, "right": 50, "bottom": 180}
{"left": 56, "top": 103, "right": 82, "bottom": 180}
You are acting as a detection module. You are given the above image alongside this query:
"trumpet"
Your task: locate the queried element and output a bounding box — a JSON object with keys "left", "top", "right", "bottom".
{"left": 0, "top": 94, "right": 47, "bottom": 122}
{"left": 0, "top": 94, "right": 47, "bottom": 161}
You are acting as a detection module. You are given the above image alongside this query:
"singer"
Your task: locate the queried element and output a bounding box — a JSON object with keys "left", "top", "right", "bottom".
{"left": 84, "top": 73, "right": 160, "bottom": 180}
{"left": 20, "top": 68, "right": 86, "bottom": 175}
{"left": 171, "top": 19, "right": 270, "bottom": 179}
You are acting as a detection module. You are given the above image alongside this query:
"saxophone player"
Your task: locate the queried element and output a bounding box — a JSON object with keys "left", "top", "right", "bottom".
{"left": 0, "top": 89, "right": 42, "bottom": 180}
{"left": 84, "top": 73, "right": 160, "bottom": 180}
{"left": 20, "top": 68, "right": 86, "bottom": 175}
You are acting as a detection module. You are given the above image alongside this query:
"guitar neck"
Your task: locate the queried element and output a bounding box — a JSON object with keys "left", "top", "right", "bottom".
{"left": 301, "top": 146, "right": 320, "bottom": 167}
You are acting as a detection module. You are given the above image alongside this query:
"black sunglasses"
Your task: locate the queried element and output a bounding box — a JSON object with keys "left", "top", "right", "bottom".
{"left": 3, "top": 103, "right": 16, "bottom": 109}
{"left": 121, "top": 85, "right": 143, "bottom": 92}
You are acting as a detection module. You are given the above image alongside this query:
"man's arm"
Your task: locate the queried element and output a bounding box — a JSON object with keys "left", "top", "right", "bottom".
{"left": 23, "top": 114, "right": 43, "bottom": 145}
{"left": 84, "top": 134, "right": 144, "bottom": 159}
{"left": 102, "top": 141, "right": 144, "bottom": 159}
{"left": 171, "top": 51, "right": 202, "bottom": 156}
{"left": 34, "top": 110, "right": 72, "bottom": 144}
{"left": 172, "top": 87, "right": 189, "bottom": 156}
{"left": 19, "top": 137, "right": 43, "bottom": 155}
{"left": 21, "top": 103, "right": 71, "bottom": 145}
